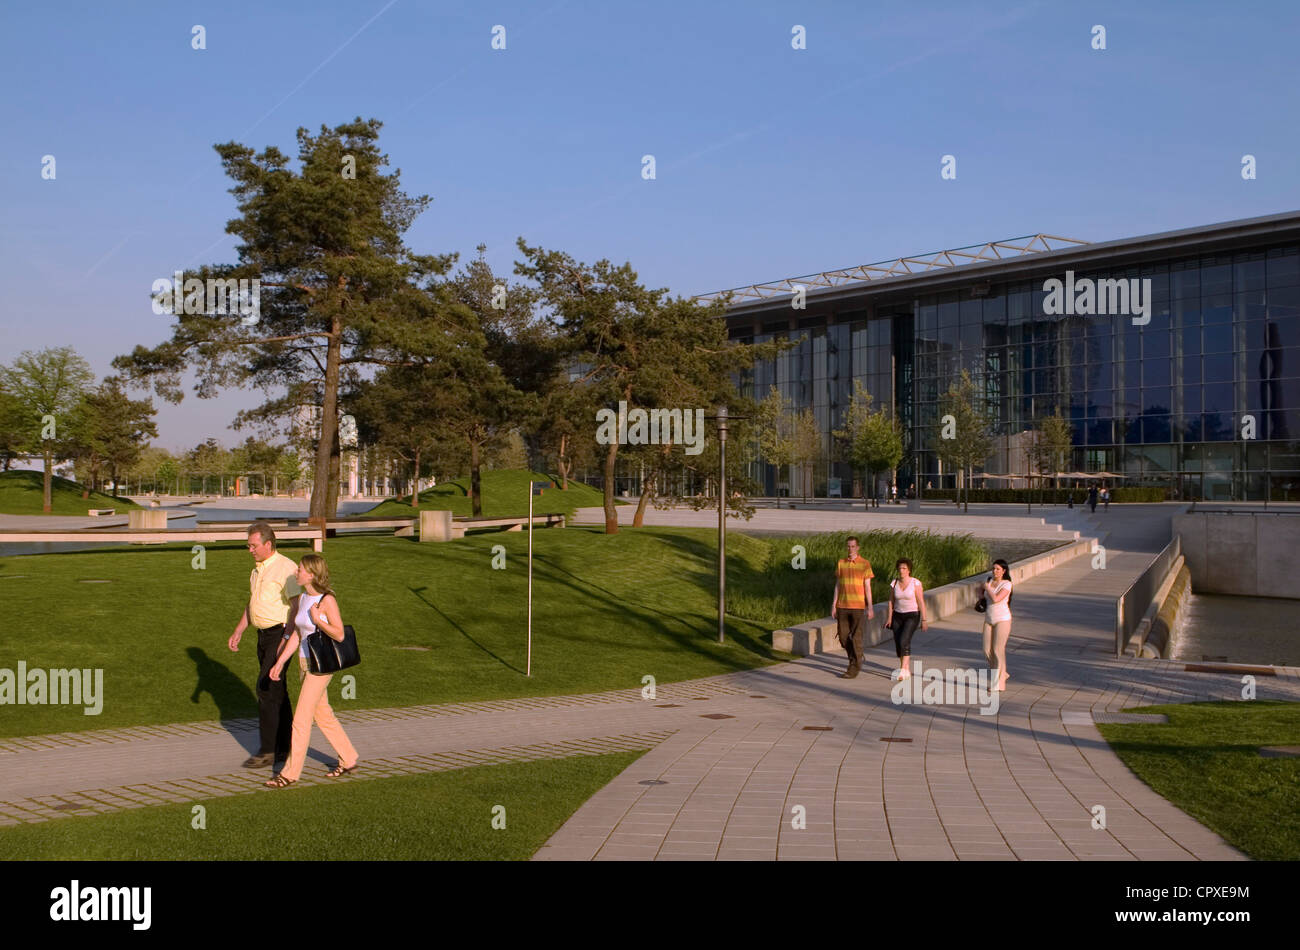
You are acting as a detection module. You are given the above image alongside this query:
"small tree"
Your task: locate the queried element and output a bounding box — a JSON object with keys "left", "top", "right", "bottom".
{"left": 756, "top": 387, "right": 798, "bottom": 508}
{"left": 277, "top": 448, "right": 303, "bottom": 497}
{"left": 935, "top": 370, "right": 997, "bottom": 513}
{"left": 156, "top": 456, "right": 180, "bottom": 496}
{"left": 1027, "top": 409, "right": 1074, "bottom": 509}
{"left": 0, "top": 347, "right": 95, "bottom": 511}
{"left": 834, "top": 380, "right": 903, "bottom": 509}
{"left": 791, "top": 408, "right": 822, "bottom": 504}
{"left": 0, "top": 383, "right": 24, "bottom": 471}
{"left": 76, "top": 378, "right": 158, "bottom": 496}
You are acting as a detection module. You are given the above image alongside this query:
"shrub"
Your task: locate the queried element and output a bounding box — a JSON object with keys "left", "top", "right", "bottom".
{"left": 918, "top": 487, "right": 1166, "bottom": 503}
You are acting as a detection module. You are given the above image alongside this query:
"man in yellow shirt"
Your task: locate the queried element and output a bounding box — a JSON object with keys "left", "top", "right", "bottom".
{"left": 831, "top": 536, "right": 874, "bottom": 678}
{"left": 227, "top": 521, "right": 301, "bottom": 768}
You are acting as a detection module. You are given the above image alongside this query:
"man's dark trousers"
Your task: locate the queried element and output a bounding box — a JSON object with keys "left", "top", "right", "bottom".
{"left": 837, "top": 609, "right": 865, "bottom": 672}
{"left": 256, "top": 625, "right": 293, "bottom": 759}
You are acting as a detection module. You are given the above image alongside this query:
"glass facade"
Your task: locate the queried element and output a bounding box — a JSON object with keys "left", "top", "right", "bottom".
{"left": 731, "top": 242, "right": 1300, "bottom": 501}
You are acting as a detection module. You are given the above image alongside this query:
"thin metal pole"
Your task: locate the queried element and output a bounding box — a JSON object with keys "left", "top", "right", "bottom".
{"left": 718, "top": 406, "right": 728, "bottom": 644}
{"left": 527, "top": 485, "right": 533, "bottom": 676}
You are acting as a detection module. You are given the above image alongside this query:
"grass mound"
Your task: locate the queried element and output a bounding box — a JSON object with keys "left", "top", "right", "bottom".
{"left": 0, "top": 526, "right": 784, "bottom": 737}
{"left": 360, "top": 469, "right": 610, "bottom": 519}
{"left": 0, "top": 470, "right": 141, "bottom": 516}
{"left": 727, "top": 529, "right": 990, "bottom": 628}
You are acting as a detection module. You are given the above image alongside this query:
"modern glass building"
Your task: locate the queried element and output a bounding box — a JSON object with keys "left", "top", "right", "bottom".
{"left": 709, "top": 211, "right": 1300, "bottom": 501}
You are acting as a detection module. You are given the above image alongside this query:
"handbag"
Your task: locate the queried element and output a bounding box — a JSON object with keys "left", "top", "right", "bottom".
{"left": 306, "top": 624, "right": 361, "bottom": 674}
{"left": 974, "top": 596, "right": 988, "bottom": 613}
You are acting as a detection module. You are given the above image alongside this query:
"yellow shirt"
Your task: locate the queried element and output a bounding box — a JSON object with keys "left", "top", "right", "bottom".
{"left": 835, "top": 557, "right": 874, "bottom": 609}
{"left": 249, "top": 551, "right": 301, "bottom": 629}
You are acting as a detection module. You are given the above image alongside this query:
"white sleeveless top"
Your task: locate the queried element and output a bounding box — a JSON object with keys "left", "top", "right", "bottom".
{"left": 986, "top": 579, "right": 1012, "bottom": 624}
{"left": 293, "top": 593, "right": 325, "bottom": 657}
{"left": 891, "top": 577, "right": 921, "bottom": 612}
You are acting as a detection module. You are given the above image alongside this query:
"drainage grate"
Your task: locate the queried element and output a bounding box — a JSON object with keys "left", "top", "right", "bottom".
{"left": 655, "top": 704, "right": 682, "bottom": 708}
{"left": 749, "top": 695, "right": 767, "bottom": 699}
{"left": 638, "top": 779, "right": 669, "bottom": 785}
{"left": 700, "top": 713, "right": 735, "bottom": 720}
{"left": 802, "top": 726, "right": 833, "bottom": 731}
{"left": 879, "top": 737, "right": 913, "bottom": 743}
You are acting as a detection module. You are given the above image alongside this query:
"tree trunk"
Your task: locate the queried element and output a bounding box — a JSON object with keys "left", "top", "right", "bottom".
{"left": 311, "top": 316, "right": 344, "bottom": 519}
{"left": 633, "top": 483, "right": 653, "bottom": 527}
{"left": 470, "top": 440, "right": 482, "bottom": 516}
{"left": 558, "top": 433, "right": 570, "bottom": 490}
{"left": 43, "top": 448, "right": 52, "bottom": 513}
{"left": 410, "top": 449, "right": 420, "bottom": 508}
{"left": 602, "top": 437, "right": 619, "bottom": 534}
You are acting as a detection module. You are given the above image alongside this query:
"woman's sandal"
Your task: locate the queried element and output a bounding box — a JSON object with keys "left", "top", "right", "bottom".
{"left": 326, "top": 762, "right": 358, "bottom": 778}
{"left": 264, "top": 774, "right": 296, "bottom": 789}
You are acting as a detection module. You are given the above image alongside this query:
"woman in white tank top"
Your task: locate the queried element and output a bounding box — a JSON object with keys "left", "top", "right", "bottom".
{"left": 886, "top": 558, "right": 928, "bottom": 679}
{"left": 264, "top": 553, "right": 360, "bottom": 787}
{"left": 978, "top": 559, "right": 1013, "bottom": 691}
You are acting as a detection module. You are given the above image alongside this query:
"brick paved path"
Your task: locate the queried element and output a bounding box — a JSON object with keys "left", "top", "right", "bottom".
{"left": 2, "top": 506, "right": 1294, "bottom": 860}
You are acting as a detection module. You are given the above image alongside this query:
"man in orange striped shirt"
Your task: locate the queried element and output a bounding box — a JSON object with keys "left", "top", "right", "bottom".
{"left": 831, "top": 537, "right": 874, "bottom": 678}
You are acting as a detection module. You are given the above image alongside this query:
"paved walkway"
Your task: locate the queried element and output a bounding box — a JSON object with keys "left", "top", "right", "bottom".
{"left": 2, "top": 506, "right": 1294, "bottom": 860}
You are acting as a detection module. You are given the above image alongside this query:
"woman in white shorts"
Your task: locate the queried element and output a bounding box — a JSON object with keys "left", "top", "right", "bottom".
{"left": 979, "top": 558, "right": 1013, "bottom": 691}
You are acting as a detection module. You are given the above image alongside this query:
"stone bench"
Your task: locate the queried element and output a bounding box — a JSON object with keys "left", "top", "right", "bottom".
{"left": 0, "top": 526, "right": 324, "bottom": 552}
{"left": 418, "top": 510, "right": 566, "bottom": 542}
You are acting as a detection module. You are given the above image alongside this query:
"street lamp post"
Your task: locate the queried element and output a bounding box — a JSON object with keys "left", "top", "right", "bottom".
{"left": 716, "top": 405, "right": 727, "bottom": 644}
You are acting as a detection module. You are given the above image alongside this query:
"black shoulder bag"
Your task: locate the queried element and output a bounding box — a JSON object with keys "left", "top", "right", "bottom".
{"left": 306, "top": 623, "right": 361, "bottom": 674}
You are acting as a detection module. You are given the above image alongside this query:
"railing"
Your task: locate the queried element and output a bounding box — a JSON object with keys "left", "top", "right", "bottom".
{"left": 1115, "top": 535, "right": 1181, "bottom": 657}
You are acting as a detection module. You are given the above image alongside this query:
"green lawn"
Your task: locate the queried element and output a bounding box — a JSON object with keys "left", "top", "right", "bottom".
{"left": 0, "top": 526, "right": 787, "bottom": 737}
{"left": 359, "top": 469, "right": 616, "bottom": 519}
{"left": 1096, "top": 700, "right": 1300, "bottom": 861}
{"left": 0, "top": 522, "right": 1005, "bottom": 738}
{"left": 0, "top": 470, "right": 140, "bottom": 515}
{"left": 0, "top": 750, "right": 644, "bottom": 860}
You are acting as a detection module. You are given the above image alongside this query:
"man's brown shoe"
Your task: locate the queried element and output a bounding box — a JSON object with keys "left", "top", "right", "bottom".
{"left": 242, "top": 753, "right": 274, "bottom": 768}
{"left": 841, "top": 666, "right": 859, "bottom": 679}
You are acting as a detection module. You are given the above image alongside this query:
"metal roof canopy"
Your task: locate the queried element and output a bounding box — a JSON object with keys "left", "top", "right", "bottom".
{"left": 695, "top": 234, "right": 1090, "bottom": 304}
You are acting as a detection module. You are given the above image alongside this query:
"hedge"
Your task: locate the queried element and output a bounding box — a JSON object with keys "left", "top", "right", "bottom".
{"left": 918, "top": 486, "right": 1168, "bottom": 503}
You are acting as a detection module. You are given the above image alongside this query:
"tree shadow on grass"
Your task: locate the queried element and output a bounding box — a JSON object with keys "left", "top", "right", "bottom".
{"left": 408, "top": 585, "right": 524, "bottom": 674}
{"left": 186, "top": 647, "right": 259, "bottom": 748}
{"left": 529, "top": 554, "right": 782, "bottom": 666}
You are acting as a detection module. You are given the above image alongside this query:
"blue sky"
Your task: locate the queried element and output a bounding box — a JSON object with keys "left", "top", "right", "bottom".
{"left": 2, "top": 0, "right": 1297, "bottom": 451}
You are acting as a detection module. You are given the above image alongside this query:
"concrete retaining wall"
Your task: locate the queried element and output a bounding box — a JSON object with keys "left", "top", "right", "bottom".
{"left": 1174, "top": 510, "right": 1300, "bottom": 599}
{"left": 773, "top": 537, "right": 1094, "bottom": 656}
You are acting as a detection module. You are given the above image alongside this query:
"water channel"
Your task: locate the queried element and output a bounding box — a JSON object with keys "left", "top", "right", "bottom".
{"left": 1174, "top": 593, "right": 1298, "bottom": 667}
